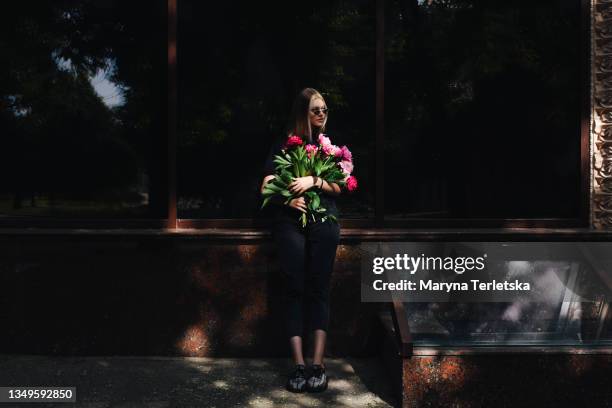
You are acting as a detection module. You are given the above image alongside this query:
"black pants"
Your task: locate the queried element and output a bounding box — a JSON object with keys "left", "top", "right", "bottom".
{"left": 272, "top": 216, "right": 340, "bottom": 339}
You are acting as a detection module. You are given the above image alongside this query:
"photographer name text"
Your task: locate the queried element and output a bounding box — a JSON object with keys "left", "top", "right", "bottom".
{"left": 373, "top": 279, "right": 530, "bottom": 292}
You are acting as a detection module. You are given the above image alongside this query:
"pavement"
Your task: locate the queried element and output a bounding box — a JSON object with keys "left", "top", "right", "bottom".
{"left": 0, "top": 355, "right": 398, "bottom": 408}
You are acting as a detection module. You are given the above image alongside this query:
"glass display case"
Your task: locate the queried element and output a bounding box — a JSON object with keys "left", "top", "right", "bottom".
{"left": 373, "top": 243, "right": 612, "bottom": 347}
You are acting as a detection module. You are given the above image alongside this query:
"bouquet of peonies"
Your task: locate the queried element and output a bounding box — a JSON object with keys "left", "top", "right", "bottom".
{"left": 261, "top": 134, "right": 358, "bottom": 227}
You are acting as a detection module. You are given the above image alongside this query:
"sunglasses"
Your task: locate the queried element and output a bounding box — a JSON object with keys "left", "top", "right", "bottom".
{"left": 310, "top": 107, "right": 329, "bottom": 116}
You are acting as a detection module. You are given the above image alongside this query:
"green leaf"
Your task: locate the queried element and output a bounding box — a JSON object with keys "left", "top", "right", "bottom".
{"left": 273, "top": 156, "right": 290, "bottom": 166}
{"left": 260, "top": 196, "right": 272, "bottom": 209}
{"left": 311, "top": 194, "right": 320, "bottom": 210}
{"left": 296, "top": 162, "right": 302, "bottom": 177}
{"left": 272, "top": 179, "right": 287, "bottom": 189}
{"left": 264, "top": 183, "right": 282, "bottom": 193}
{"left": 281, "top": 170, "right": 293, "bottom": 184}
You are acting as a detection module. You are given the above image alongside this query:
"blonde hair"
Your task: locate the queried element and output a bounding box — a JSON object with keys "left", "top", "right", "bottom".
{"left": 287, "top": 88, "right": 327, "bottom": 143}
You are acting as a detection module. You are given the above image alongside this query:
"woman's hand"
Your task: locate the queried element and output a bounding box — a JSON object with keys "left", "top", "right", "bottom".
{"left": 287, "top": 196, "right": 307, "bottom": 213}
{"left": 260, "top": 175, "right": 276, "bottom": 195}
{"left": 288, "top": 176, "right": 314, "bottom": 195}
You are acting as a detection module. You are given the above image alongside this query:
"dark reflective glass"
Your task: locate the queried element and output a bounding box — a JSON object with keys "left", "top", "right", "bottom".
{"left": 384, "top": 0, "right": 582, "bottom": 218}
{"left": 178, "top": 0, "right": 375, "bottom": 219}
{"left": 0, "top": 0, "right": 167, "bottom": 218}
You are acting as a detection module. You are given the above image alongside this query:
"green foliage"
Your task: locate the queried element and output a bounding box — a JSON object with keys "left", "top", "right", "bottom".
{"left": 1, "top": 0, "right": 165, "bottom": 206}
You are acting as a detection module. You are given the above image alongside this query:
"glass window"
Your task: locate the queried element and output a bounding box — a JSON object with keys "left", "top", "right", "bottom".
{"left": 384, "top": 0, "right": 582, "bottom": 219}
{"left": 177, "top": 0, "right": 376, "bottom": 219}
{"left": 0, "top": 0, "right": 587, "bottom": 226}
{"left": 0, "top": 0, "right": 167, "bottom": 218}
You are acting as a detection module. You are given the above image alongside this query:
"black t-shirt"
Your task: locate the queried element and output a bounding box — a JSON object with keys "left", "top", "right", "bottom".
{"left": 261, "top": 135, "right": 340, "bottom": 222}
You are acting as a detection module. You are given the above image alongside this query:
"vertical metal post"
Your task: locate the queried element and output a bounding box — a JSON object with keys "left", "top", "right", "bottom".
{"left": 376, "top": 0, "right": 385, "bottom": 226}
{"left": 168, "top": 0, "right": 178, "bottom": 229}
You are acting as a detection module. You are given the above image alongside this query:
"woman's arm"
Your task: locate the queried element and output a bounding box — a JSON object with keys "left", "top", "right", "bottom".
{"left": 318, "top": 177, "right": 341, "bottom": 197}
{"left": 288, "top": 176, "right": 341, "bottom": 197}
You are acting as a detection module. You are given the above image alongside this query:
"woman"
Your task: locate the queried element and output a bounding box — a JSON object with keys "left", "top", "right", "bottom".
{"left": 260, "top": 88, "right": 342, "bottom": 393}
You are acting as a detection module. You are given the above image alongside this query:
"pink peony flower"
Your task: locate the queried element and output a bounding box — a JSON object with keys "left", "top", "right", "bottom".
{"left": 333, "top": 145, "right": 344, "bottom": 158}
{"left": 322, "top": 143, "right": 336, "bottom": 156}
{"left": 322, "top": 144, "right": 342, "bottom": 158}
{"left": 346, "top": 176, "right": 358, "bottom": 192}
{"left": 285, "top": 135, "right": 303, "bottom": 149}
{"left": 305, "top": 144, "right": 319, "bottom": 158}
{"left": 318, "top": 134, "right": 331, "bottom": 146}
{"left": 340, "top": 145, "right": 352, "bottom": 162}
{"left": 339, "top": 160, "right": 354, "bottom": 175}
